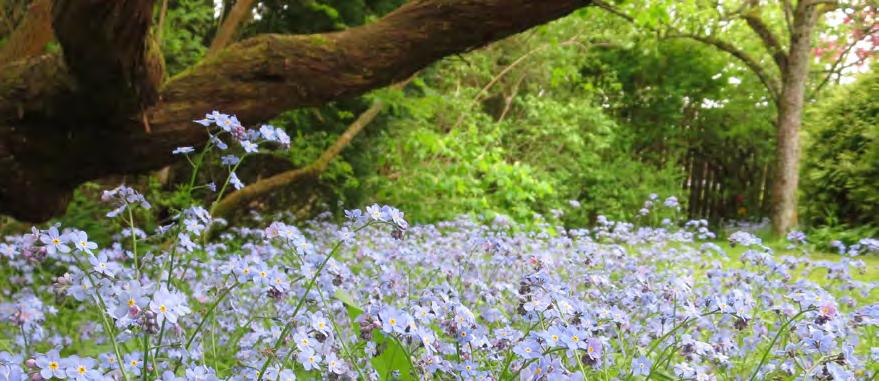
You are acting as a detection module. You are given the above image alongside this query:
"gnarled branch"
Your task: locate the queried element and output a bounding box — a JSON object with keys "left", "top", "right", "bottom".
{"left": 52, "top": 0, "right": 164, "bottom": 120}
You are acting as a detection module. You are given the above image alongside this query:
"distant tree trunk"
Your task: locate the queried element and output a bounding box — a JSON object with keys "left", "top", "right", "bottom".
{"left": 770, "top": 1, "right": 819, "bottom": 235}
{"left": 600, "top": 0, "right": 839, "bottom": 232}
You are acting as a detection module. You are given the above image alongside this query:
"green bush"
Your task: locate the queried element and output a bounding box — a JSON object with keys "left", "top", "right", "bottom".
{"left": 801, "top": 67, "right": 879, "bottom": 228}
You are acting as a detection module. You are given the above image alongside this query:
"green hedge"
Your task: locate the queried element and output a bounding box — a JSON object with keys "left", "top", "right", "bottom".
{"left": 802, "top": 67, "right": 879, "bottom": 227}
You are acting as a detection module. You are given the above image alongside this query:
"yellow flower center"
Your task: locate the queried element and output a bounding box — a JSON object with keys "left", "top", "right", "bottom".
{"left": 78, "top": 366, "right": 86, "bottom": 375}
{"left": 49, "top": 362, "right": 59, "bottom": 370}
{"left": 551, "top": 335, "right": 559, "bottom": 342}
{"left": 128, "top": 298, "right": 136, "bottom": 307}
{"left": 572, "top": 336, "right": 580, "bottom": 342}
{"left": 131, "top": 360, "right": 139, "bottom": 366}
{"left": 52, "top": 238, "right": 60, "bottom": 245}
{"left": 388, "top": 319, "right": 397, "bottom": 326}
{"left": 159, "top": 304, "right": 167, "bottom": 313}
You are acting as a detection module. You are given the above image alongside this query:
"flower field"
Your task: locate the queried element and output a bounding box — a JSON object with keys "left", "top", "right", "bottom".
{"left": 1, "top": 199, "right": 877, "bottom": 380}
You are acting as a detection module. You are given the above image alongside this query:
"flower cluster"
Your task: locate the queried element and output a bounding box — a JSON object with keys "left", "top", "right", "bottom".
{"left": 174, "top": 111, "right": 291, "bottom": 192}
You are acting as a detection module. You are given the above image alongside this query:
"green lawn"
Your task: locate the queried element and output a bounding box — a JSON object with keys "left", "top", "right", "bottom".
{"left": 713, "top": 240, "right": 879, "bottom": 302}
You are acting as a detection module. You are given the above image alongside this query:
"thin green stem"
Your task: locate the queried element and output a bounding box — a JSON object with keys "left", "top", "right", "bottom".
{"left": 209, "top": 158, "right": 246, "bottom": 216}
{"left": 19, "top": 325, "right": 30, "bottom": 358}
{"left": 390, "top": 334, "right": 418, "bottom": 379}
{"left": 141, "top": 331, "right": 149, "bottom": 381}
{"left": 171, "top": 279, "right": 239, "bottom": 373}
{"left": 313, "top": 270, "right": 366, "bottom": 380}
{"left": 748, "top": 308, "right": 812, "bottom": 381}
{"left": 128, "top": 208, "right": 140, "bottom": 279}
{"left": 185, "top": 280, "right": 238, "bottom": 351}
{"left": 187, "top": 139, "right": 214, "bottom": 191}
{"left": 84, "top": 271, "right": 129, "bottom": 381}
{"left": 152, "top": 238, "right": 181, "bottom": 376}
{"left": 256, "top": 223, "right": 376, "bottom": 380}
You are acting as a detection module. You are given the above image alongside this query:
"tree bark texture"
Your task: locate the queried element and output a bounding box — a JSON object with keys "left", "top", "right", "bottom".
{"left": 770, "top": 1, "right": 820, "bottom": 235}
{"left": 0, "top": 0, "right": 53, "bottom": 66}
{"left": 0, "top": 0, "right": 591, "bottom": 221}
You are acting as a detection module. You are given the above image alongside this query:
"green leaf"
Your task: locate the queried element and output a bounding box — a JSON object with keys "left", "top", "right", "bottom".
{"left": 370, "top": 331, "right": 415, "bottom": 381}
{"left": 334, "top": 288, "right": 364, "bottom": 325}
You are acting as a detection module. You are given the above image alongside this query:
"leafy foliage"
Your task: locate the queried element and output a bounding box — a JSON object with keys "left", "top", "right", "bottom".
{"left": 802, "top": 67, "right": 879, "bottom": 228}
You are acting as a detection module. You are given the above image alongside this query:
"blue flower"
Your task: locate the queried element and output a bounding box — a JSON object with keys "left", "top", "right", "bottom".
{"left": 296, "top": 348, "right": 321, "bottom": 371}
{"left": 512, "top": 339, "right": 542, "bottom": 359}
{"left": 35, "top": 350, "right": 65, "bottom": 379}
{"left": 172, "top": 146, "right": 195, "bottom": 155}
{"left": 229, "top": 172, "right": 244, "bottom": 190}
{"left": 122, "top": 353, "right": 142, "bottom": 376}
{"left": 631, "top": 356, "right": 652, "bottom": 376}
{"left": 149, "top": 286, "right": 191, "bottom": 325}
{"left": 88, "top": 252, "right": 119, "bottom": 277}
{"left": 379, "top": 307, "right": 408, "bottom": 335}
{"left": 40, "top": 227, "right": 70, "bottom": 255}
{"left": 240, "top": 140, "right": 258, "bottom": 153}
{"left": 64, "top": 356, "right": 101, "bottom": 381}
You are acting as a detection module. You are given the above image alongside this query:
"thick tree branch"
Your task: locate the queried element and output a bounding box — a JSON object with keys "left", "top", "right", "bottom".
{"left": 0, "top": 0, "right": 53, "bottom": 66}
{"left": 0, "top": 0, "right": 592, "bottom": 221}
{"left": 52, "top": 0, "right": 164, "bottom": 120}
{"left": 153, "top": 0, "right": 592, "bottom": 126}
{"left": 207, "top": 0, "right": 256, "bottom": 57}
{"left": 0, "top": 54, "right": 69, "bottom": 123}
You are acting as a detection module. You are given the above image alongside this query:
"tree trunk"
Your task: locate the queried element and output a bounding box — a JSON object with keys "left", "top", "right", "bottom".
{"left": 0, "top": 0, "right": 592, "bottom": 222}
{"left": 770, "top": 2, "right": 819, "bottom": 235}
